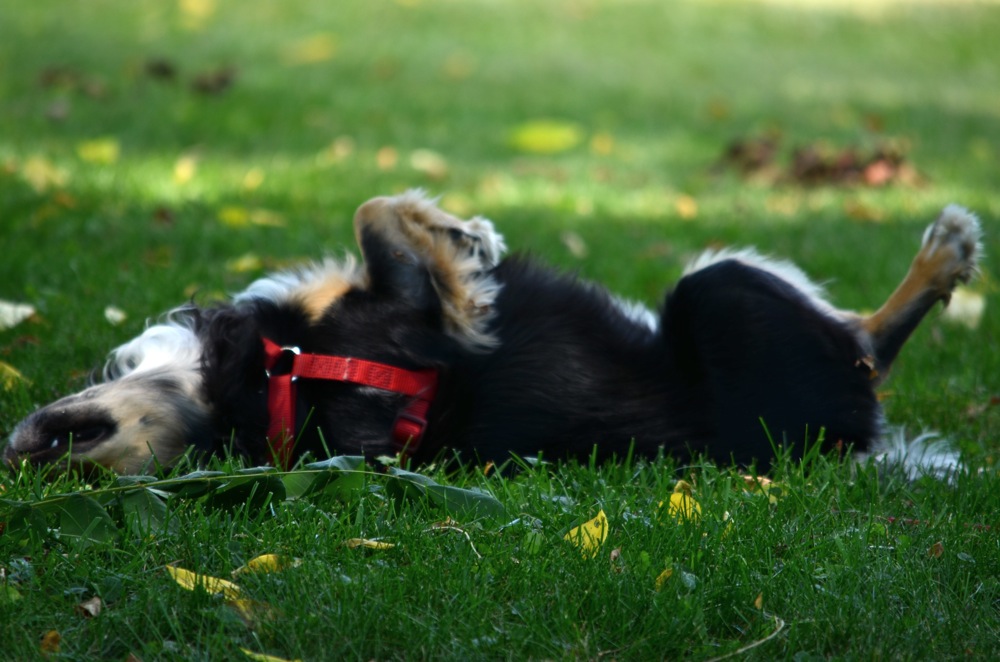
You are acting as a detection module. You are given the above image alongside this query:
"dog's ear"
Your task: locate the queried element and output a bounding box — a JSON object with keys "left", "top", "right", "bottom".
{"left": 353, "top": 192, "right": 506, "bottom": 350}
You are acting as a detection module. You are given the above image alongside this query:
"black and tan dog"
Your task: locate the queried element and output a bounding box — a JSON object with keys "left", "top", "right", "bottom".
{"left": 4, "top": 192, "right": 982, "bottom": 474}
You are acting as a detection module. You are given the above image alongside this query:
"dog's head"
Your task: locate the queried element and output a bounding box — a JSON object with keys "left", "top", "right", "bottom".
{"left": 4, "top": 192, "right": 506, "bottom": 474}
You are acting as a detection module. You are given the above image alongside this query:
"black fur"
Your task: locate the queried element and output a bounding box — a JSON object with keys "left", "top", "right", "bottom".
{"left": 198, "top": 254, "right": 880, "bottom": 471}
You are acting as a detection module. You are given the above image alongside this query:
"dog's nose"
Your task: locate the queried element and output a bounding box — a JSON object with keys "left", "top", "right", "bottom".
{"left": 5, "top": 401, "right": 117, "bottom": 467}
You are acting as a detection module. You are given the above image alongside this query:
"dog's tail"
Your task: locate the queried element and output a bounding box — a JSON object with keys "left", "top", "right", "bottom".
{"left": 858, "top": 427, "right": 963, "bottom": 481}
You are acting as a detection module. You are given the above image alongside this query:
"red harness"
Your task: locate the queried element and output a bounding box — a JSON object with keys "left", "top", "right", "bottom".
{"left": 262, "top": 337, "right": 438, "bottom": 470}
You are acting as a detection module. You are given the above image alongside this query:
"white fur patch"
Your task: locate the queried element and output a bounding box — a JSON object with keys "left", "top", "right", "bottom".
{"left": 612, "top": 296, "right": 659, "bottom": 332}
{"left": 858, "top": 428, "right": 962, "bottom": 481}
{"left": 684, "top": 247, "right": 839, "bottom": 318}
{"left": 103, "top": 309, "right": 203, "bottom": 381}
{"left": 234, "top": 255, "right": 367, "bottom": 308}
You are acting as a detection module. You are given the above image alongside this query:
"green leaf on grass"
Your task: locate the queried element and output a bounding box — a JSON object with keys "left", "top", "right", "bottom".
{"left": 121, "top": 488, "right": 169, "bottom": 534}
{"left": 57, "top": 494, "right": 117, "bottom": 546}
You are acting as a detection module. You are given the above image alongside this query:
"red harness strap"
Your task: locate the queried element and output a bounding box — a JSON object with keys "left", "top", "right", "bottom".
{"left": 262, "top": 337, "right": 438, "bottom": 470}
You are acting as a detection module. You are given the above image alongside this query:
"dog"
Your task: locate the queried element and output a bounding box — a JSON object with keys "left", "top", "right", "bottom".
{"left": 4, "top": 192, "right": 982, "bottom": 475}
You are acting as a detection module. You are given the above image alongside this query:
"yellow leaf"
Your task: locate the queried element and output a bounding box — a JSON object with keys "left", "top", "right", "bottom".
{"left": 22, "top": 156, "right": 69, "bottom": 192}
{"left": 232, "top": 554, "right": 301, "bottom": 576}
{"left": 76, "top": 138, "right": 120, "bottom": 165}
{"left": 282, "top": 33, "right": 338, "bottom": 66}
{"left": 754, "top": 592, "right": 764, "bottom": 610}
{"left": 563, "top": 509, "right": 609, "bottom": 559}
{"left": 249, "top": 209, "right": 286, "bottom": 228}
{"left": 174, "top": 155, "right": 197, "bottom": 184}
{"left": 239, "top": 648, "right": 302, "bottom": 662}
{"left": 40, "top": 630, "right": 61, "bottom": 655}
{"left": 179, "top": 0, "right": 217, "bottom": 31}
{"left": 655, "top": 567, "right": 673, "bottom": 591}
{"left": 165, "top": 565, "right": 242, "bottom": 601}
{"left": 344, "top": 538, "right": 396, "bottom": 550}
{"left": 0, "top": 361, "right": 29, "bottom": 391}
{"left": 410, "top": 149, "right": 449, "bottom": 179}
{"left": 219, "top": 206, "right": 250, "bottom": 227}
{"left": 589, "top": 132, "right": 615, "bottom": 155}
{"left": 660, "top": 492, "right": 701, "bottom": 523}
{"left": 675, "top": 194, "right": 698, "bottom": 220}
{"left": 376, "top": 146, "right": 399, "bottom": 171}
{"left": 509, "top": 120, "right": 583, "bottom": 154}
{"left": 243, "top": 168, "right": 265, "bottom": 191}
{"left": 226, "top": 253, "right": 264, "bottom": 274}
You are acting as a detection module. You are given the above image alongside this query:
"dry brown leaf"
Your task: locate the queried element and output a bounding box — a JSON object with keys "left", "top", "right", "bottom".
{"left": 928, "top": 541, "right": 944, "bottom": 558}
{"left": 75, "top": 596, "right": 103, "bottom": 618}
{"left": 40, "top": 630, "right": 61, "bottom": 656}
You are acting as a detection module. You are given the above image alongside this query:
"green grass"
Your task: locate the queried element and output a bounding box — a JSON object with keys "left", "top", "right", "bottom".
{"left": 1, "top": 0, "right": 999, "bottom": 659}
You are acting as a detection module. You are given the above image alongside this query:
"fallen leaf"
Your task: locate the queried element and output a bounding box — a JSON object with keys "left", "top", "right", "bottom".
{"left": 239, "top": 648, "right": 302, "bottom": 662}
{"left": 76, "top": 138, "right": 120, "bottom": 165}
{"left": 243, "top": 168, "right": 265, "bottom": 191}
{"left": 145, "top": 58, "right": 178, "bottom": 81}
{"left": 675, "top": 195, "right": 698, "bottom": 220}
{"left": 226, "top": 253, "right": 264, "bottom": 274}
{"left": 509, "top": 120, "right": 583, "bottom": 154}
{"left": 232, "top": 554, "right": 301, "bottom": 576}
{"left": 191, "top": 66, "right": 236, "bottom": 95}
{"left": 754, "top": 592, "right": 764, "bottom": 610}
{"left": 410, "top": 149, "right": 449, "bottom": 179}
{"left": 376, "top": 146, "right": 399, "bottom": 171}
{"left": 0, "top": 300, "right": 35, "bottom": 330}
{"left": 165, "top": 565, "right": 242, "bottom": 600}
{"left": 21, "top": 156, "right": 69, "bottom": 192}
{"left": 0, "top": 361, "right": 30, "bottom": 391}
{"left": 928, "top": 541, "right": 944, "bottom": 558}
{"left": 104, "top": 306, "right": 127, "bottom": 326}
{"left": 1, "top": 584, "right": 22, "bottom": 602}
{"left": 282, "top": 33, "right": 339, "bottom": 66}
{"left": 560, "top": 231, "right": 588, "bottom": 258}
{"left": 344, "top": 538, "right": 396, "bottom": 550}
{"left": 179, "top": 0, "right": 217, "bottom": 31}
{"left": 563, "top": 509, "right": 609, "bottom": 559}
{"left": 654, "top": 567, "right": 673, "bottom": 591}
{"left": 75, "top": 596, "right": 103, "bottom": 618}
{"left": 174, "top": 155, "right": 197, "bottom": 184}
{"left": 589, "top": 132, "right": 615, "bottom": 156}
{"left": 662, "top": 492, "right": 701, "bottom": 522}
{"left": 942, "top": 287, "right": 985, "bottom": 330}
{"left": 40, "top": 630, "right": 61, "bottom": 656}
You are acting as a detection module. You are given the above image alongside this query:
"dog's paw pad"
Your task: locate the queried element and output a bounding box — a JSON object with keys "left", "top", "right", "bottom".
{"left": 922, "top": 204, "right": 983, "bottom": 285}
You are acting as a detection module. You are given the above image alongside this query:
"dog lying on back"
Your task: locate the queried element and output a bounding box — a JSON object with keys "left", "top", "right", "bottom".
{"left": 4, "top": 192, "right": 982, "bottom": 474}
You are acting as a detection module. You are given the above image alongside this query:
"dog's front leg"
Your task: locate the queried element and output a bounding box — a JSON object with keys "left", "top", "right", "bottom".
{"left": 353, "top": 191, "right": 507, "bottom": 349}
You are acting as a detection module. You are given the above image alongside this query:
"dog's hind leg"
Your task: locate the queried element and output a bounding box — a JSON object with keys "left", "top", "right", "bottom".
{"left": 858, "top": 205, "right": 982, "bottom": 382}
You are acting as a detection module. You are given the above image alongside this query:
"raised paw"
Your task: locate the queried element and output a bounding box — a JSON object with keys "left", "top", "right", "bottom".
{"left": 918, "top": 204, "right": 983, "bottom": 296}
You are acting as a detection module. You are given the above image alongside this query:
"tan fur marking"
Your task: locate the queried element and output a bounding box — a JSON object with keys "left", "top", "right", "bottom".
{"left": 291, "top": 274, "right": 354, "bottom": 322}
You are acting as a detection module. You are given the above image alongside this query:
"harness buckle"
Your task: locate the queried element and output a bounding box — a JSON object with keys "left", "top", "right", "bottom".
{"left": 265, "top": 345, "right": 301, "bottom": 380}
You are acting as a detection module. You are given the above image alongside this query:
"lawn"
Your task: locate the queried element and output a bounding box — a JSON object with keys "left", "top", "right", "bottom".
{"left": 1, "top": 0, "right": 999, "bottom": 659}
